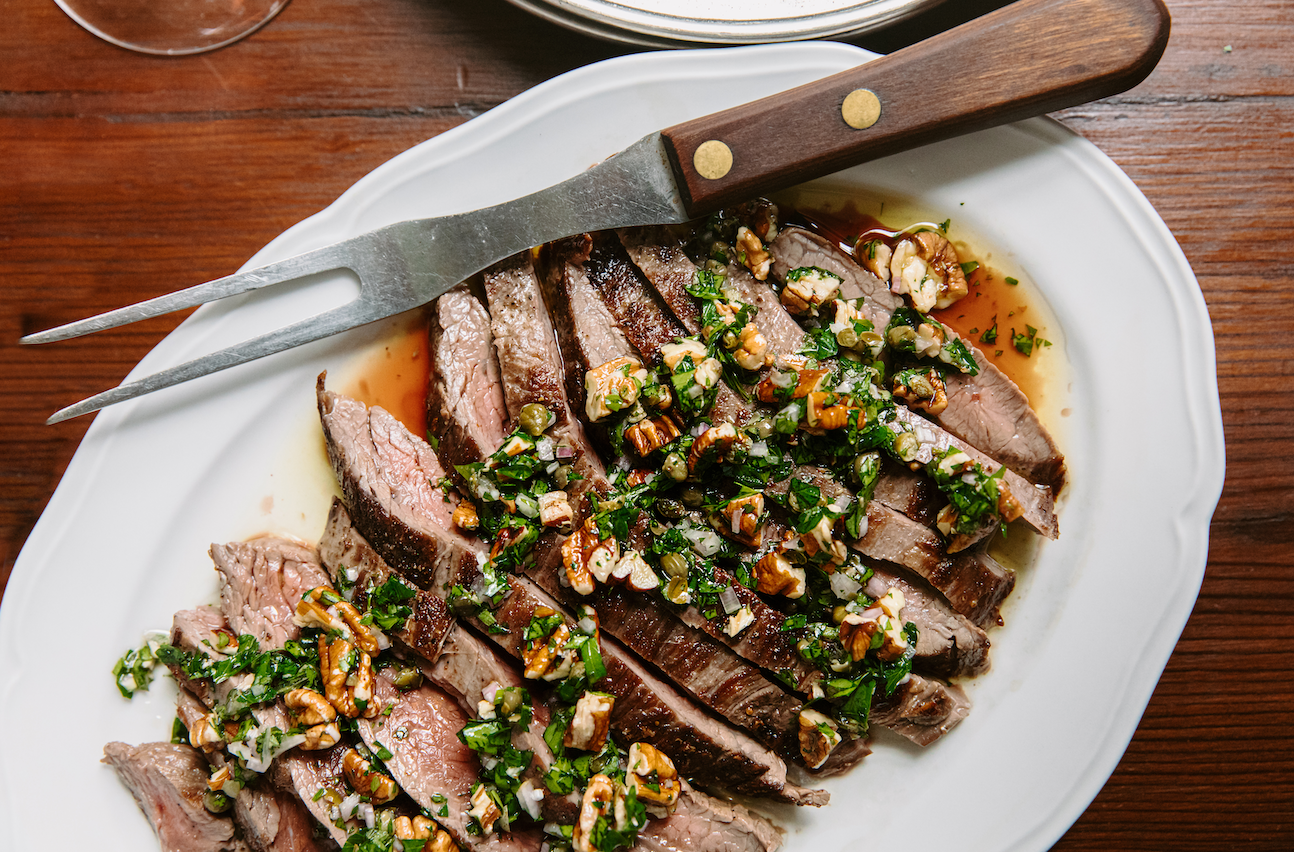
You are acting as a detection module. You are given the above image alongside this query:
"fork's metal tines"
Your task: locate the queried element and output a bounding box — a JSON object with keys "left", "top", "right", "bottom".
{"left": 20, "top": 242, "right": 365, "bottom": 346}
{"left": 26, "top": 133, "right": 690, "bottom": 424}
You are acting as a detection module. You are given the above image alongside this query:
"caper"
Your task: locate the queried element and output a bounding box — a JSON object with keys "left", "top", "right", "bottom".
{"left": 496, "top": 686, "right": 524, "bottom": 717}
{"left": 664, "top": 576, "right": 692, "bottom": 605}
{"left": 705, "top": 258, "right": 728, "bottom": 276}
{"left": 519, "top": 403, "right": 554, "bottom": 436}
{"left": 660, "top": 552, "right": 689, "bottom": 579}
{"left": 893, "top": 431, "right": 919, "bottom": 462}
{"left": 832, "top": 605, "right": 849, "bottom": 625}
{"left": 680, "top": 487, "right": 705, "bottom": 508}
{"left": 909, "top": 374, "right": 935, "bottom": 397}
{"left": 887, "top": 325, "right": 917, "bottom": 347}
{"left": 859, "top": 330, "right": 884, "bottom": 355}
{"left": 322, "top": 788, "right": 344, "bottom": 807}
{"left": 852, "top": 451, "right": 881, "bottom": 485}
{"left": 835, "top": 327, "right": 859, "bottom": 349}
{"left": 386, "top": 663, "right": 424, "bottom": 691}
{"left": 625, "top": 400, "right": 647, "bottom": 424}
{"left": 662, "top": 453, "right": 688, "bottom": 483}
{"left": 204, "top": 790, "right": 233, "bottom": 814}
{"left": 554, "top": 464, "right": 572, "bottom": 489}
{"left": 656, "top": 498, "right": 685, "bottom": 520}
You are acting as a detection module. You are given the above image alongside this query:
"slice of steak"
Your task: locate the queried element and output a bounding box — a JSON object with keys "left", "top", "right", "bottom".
{"left": 666, "top": 561, "right": 820, "bottom": 694}
{"left": 318, "top": 387, "right": 823, "bottom": 806}
{"left": 318, "top": 498, "right": 579, "bottom": 824}
{"left": 318, "top": 498, "right": 455, "bottom": 663}
{"left": 720, "top": 262, "right": 806, "bottom": 361}
{"left": 870, "top": 674, "right": 971, "bottom": 747}
{"left": 639, "top": 782, "right": 783, "bottom": 852}
{"left": 457, "top": 562, "right": 825, "bottom": 807}
{"left": 210, "top": 537, "right": 329, "bottom": 651}
{"left": 483, "top": 250, "right": 609, "bottom": 511}
{"left": 580, "top": 232, "right": 752, "bottom": 427}
{"left": 233, "top": 778, "right": 328, "bottom": 852}
{"left": 481, "top": 252, "right": 569, "bottom": 428}
{"left": 866, "top": 567, "right": 991, "bottom": 679}
{"left": 891, "top": 405, "right": 1059, "bottom": 539}
{"left": 766, "top": 466, "right": 1013, "bottom": 627}
{"left": 538, "top": 235, "right": 642, "bottom": 410}
{"left": 856, "top": 501, "right": 1015, "bottom": 628}
{"left": 529, "top": 545, "right": 802, "bottom": 758}
{"left": 941, "top": 349, "right": 1067, "bottom": 491}
{"left": 583, "top": 231, "right": 691, "bottom": 361}
{"left": 769, "top": 227, "right": 900, "bottom": 314}
{"left": 103, "top": 741, "right": 245, "bottom": 852}
{"left": 772, "top": 227, "right": 1065, "bottom": 490}
{"left": 356, "top": 673, "right": 541, "bottom": 852}
{"left": 168, "top": 610, "right": 350, "bottom": 849}
{"left": 319, "top": 376, "right": 484, "bottom": 592}
{"left": 617, "top": 226, "right": 703, "bottom": 335}
{"left": 428, "top": 284, "right": 510, "bottom": 477}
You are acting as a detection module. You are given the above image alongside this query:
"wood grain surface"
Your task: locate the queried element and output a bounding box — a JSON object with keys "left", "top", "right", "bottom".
{"left": 1, "top": 0, "right": 1290, "bottom": 848}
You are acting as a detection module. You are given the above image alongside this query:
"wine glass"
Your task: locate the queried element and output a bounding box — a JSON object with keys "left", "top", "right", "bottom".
{"left": 53, "top": 0, "right": 291, "bottom": 55}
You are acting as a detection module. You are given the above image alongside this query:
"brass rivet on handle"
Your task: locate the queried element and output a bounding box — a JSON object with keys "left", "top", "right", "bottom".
{"left": 693, "top": 140, "right": 733, "bottom": 180}
{"left": 841, "top": 89, "right": 881, "bottom": 129}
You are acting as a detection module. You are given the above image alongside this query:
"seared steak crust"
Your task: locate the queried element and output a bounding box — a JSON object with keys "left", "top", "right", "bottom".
{"left": 583, "top": 232, "right": 691, "bottom": 361}
{"left": 319, "top": 376, "right": 483, "bottom": 592}
{"left": 538, "top": 236, "right": 638, "bottom": 412}
{"left": 318, "top": 498, "right": 455, "bottom": 663}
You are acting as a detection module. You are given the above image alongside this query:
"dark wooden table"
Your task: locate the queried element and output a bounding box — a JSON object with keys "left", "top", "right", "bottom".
{"left": 2, "top": 0, "right": 1290, "bottom": 847}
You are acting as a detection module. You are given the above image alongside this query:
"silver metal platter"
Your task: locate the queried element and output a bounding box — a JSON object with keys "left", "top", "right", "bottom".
{"left": 506, "top": 0, "right": 945, "bottom": 46}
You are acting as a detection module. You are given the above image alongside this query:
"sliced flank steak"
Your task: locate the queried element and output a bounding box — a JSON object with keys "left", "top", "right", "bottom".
{"left": 214, "top": 529, "right": 533, "bottom": 852}
{"left": 103, "top": 741, "right": 245, "bottom": 852}
{"left": 317, "top": 385, "right": 824, "bottom": 806}
{"left": 427, "top": 284, "right": 511, "bottom": 479}
{"left": 770, "top": 226, "right": 1065, "bottom": 491}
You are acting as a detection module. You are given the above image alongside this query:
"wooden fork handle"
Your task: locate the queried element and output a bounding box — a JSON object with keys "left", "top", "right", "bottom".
{"left": 659, "top": 0, "right": 1170, "bottom": 216}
